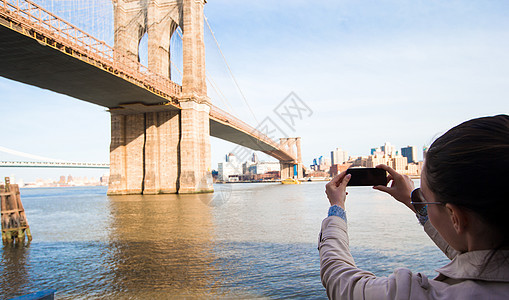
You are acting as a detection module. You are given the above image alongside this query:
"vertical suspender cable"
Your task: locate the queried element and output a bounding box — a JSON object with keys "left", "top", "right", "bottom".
{"left": 175, "top": 27, "right": 236, "bottom": 115}
{"left": 204, "top": 15, "right": 258, "bottom": 124}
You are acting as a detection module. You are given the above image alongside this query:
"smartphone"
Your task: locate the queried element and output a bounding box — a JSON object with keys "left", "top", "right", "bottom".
{"left": 345, "top": 168, "right": 387, "bottom": 186}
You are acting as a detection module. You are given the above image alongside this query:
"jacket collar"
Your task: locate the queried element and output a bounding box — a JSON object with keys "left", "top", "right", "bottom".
{"left": 435, "top": 250, "right": 509, "bottom": 282}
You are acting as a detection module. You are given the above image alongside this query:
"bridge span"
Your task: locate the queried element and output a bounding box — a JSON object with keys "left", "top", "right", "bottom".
{"left": 0, "top": 161, "right": 110, "bottom": 169}
{"left": 0, "top": 0, "right": 303, "bottom": 194}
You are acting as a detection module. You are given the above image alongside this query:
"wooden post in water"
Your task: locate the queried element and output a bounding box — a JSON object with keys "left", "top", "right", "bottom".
{"left": 1, "top": 177, "right": 32, "bottom": 244}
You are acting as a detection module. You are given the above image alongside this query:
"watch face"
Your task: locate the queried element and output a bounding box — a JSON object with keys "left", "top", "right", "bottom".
{"left": 411, "top": 188, "right": 427, "bottom": 216}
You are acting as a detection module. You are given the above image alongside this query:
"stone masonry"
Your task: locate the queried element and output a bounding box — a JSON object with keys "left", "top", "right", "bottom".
{"left": 279, "top": 138, "right": 304, "bottom": 179}
{"left": 109, "top": 0, "right": 212, "bottom": 195}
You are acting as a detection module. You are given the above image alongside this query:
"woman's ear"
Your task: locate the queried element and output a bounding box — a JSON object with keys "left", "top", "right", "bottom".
{"left": 445, "top": 203, "right": 468, "bottom": 234}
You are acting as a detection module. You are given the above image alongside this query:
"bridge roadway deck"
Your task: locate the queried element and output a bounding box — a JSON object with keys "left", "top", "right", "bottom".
{"left": 0, "top": 11, "right": 295, "bottom": 162}
{"left": 0, "top": 161, "right": 110, "bottom": 169}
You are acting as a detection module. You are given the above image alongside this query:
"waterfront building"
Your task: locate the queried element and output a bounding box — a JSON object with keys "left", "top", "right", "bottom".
{"left": 319, "top": 157, "right": 331, "bottom": 171}
{"left": 330, "top": 163, "right": 352, "bottom": 177}
{"left": 253, "top": 170, "right": 280, "bottom": 181}
{"left": 100, "top": 173, "right": 109, "bottom": 186}
{"left": 391, "top": 155, "right": 408, "bottom": 173}
{"left": 311, "top": 155, "right": 331, "bottom": 171}
{"left": 310, "top": 158, "right": 319, "bottom": 171}
{"left": 401, "top": 145, "right": 417, "bottom": 163}
{"left": 331, "top": 148, "right": 348, "bottom": 165}
{"left": 381, "top": 142, "right": 396, "bottom": 156}
{"left": 349, "top": 156, "right": 368, "bottom": 168}
{"left": 248, "top": 161, "right": 280, "bottom": 175}
{"left": 366, "top": 154, "right": 390, "bottom": 168}
{"left": 406, "top": 163, "right": 419, "bottom": 175}
{"left": 218, "top": 153, "right": 243, "bottom": 182}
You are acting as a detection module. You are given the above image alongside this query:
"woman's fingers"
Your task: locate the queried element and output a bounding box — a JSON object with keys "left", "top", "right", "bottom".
{"left": 387, "top": 174, "right": 393, "bottom": 183}
{"left": 339, "top": 173, "right": 351, "bottom": 190}
{"left": 325, "top": 171, "right": 350, "bottom": 208}
{"left": 328, "top": 171, "right": 347, "bottom": 187}
{"left": 373, "top": 185, "right": 392, "bottom": 195}
{"left": 376, "top": 164, "right": 399, "bottom": 179}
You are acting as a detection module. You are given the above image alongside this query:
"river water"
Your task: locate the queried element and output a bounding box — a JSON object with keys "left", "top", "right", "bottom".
{"left": 1, "top": 181, "right": 449, "bottom": 299}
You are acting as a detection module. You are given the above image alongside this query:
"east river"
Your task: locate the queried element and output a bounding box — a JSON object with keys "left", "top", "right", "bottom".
{"left": 1, "top": 181, "right": 449, "bottom": 299}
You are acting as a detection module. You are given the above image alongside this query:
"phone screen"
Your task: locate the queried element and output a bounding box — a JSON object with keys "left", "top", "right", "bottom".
{"left": 345, "top": 168, "right": 387, "bottom": 186}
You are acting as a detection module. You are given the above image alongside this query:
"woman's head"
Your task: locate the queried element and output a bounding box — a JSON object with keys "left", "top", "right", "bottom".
{"left": 423, "top": 114, "right": 509, "bottom": 247}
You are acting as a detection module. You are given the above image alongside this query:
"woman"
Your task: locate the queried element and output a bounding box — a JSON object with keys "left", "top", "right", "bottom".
{"left": 319, "top": 115, "right": 509, "bottom": 299}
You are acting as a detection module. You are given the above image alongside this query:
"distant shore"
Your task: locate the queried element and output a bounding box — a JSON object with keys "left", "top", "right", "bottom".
{"left": 216, "top": 175, "right": 421, "bottom": 184}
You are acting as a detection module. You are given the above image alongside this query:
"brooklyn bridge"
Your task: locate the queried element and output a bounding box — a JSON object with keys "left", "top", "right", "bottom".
{"left": 0, "top": 0, "right": 304, "bottom": 194}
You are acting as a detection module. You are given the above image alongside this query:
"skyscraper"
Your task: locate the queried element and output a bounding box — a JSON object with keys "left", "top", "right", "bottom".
{"left": 382, "top": 142, "right": 396, "bottom": 156}
{"left": 331, "top": 148, "right": 348, "bottom": 165}
{"left": 401, "top": 146, "right": 417, "bottom": 163}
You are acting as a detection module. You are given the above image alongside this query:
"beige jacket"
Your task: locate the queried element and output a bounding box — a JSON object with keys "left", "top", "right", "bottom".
{"left": 319, "top": 216, "right": 509, "bottom": 299}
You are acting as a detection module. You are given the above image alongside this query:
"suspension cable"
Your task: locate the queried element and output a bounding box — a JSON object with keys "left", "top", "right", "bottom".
{"left": 175, "top": 26, "right": 236, "bottom": 115}
{"left": 204, "top": 15, "right": 258, "bottom": 124}
{"left": 206, "top": 72, "right": 235, "bottom": 114}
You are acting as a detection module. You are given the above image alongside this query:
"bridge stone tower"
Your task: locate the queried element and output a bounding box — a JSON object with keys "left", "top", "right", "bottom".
{"left": 279, "top": 138, "right": 304, "bottom": 179}
{"left": 108, "top": 0, "right": 212, "bottom": 195}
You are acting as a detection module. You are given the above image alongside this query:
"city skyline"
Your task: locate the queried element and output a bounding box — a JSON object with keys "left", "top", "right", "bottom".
{"left": 3, "top": 139, "right": 416, "bottom": 184}
{"left": 1, "top": 1, "right": 509, "bottom": 182}
{"left": 216, "top": 140, "right": 423, "bottom": 182}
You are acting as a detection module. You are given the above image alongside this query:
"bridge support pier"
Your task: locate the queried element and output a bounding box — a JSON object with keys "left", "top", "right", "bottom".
{"left": 143, "top": 111, "right": 180, "bottom": 194}
{"left": 108, "top": 110, "right": 182, "bottom": 195}
{"left": 280, "top": 162, "right": 303, "bottom": 180}
{"left": 178, "top": 100, "right": 213, "bottom": 193}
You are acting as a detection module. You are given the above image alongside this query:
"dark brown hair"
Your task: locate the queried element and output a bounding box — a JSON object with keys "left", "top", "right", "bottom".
{"left": 424, "top": 114, "right": 509, "bottom": 245}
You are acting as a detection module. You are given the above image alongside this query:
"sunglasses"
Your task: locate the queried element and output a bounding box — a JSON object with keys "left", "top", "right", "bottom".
{"left": 410, "top": 188, "right": 443, "bottom": 207}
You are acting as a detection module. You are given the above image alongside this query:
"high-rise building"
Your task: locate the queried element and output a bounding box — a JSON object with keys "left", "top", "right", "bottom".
{"left": 381, "top": 142, "right": 396, "bottom": 156}
{"left": 331, "top": 148, "right": 348, "bottom": 165}
{"left": 401, "top": 146, "right": 417, "bottom": 163}
{"left": 366, "top": 155, "right": 389, "bottom": 168}
{"left": 391, "top": 155, "right": 408, "bottom": 173}
{"left": 218, "top": 153, "right": 243, "bottom": 181}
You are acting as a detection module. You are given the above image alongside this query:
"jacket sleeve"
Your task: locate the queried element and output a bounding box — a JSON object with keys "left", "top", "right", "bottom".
{"left": 423, "top": 220, "right": 459, "bottom": 260}
{"left": 319, "top": 216, "right": 433, "bottom": 300}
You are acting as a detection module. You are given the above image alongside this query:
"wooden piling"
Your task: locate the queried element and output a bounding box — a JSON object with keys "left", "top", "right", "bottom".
{"left": 1, "top": 177, "right": 31, "bottom": 244}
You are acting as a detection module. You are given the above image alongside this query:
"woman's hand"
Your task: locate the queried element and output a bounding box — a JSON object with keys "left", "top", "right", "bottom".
{"left": 373, "top": 164, "right": 416, "bottom": 213}
{"left": 325, "top": 171, "right": 351, "bottom": 209}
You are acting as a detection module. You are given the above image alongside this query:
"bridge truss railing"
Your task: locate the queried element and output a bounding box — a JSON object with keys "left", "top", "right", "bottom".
{"left": 0, "top": 161, "right": 110, "bottom": 169}
{"left": 209, "top": 106, "right": 296, "bottom": 162}
{"left": 0, "top": 0, "right": 182, "bottom": 103}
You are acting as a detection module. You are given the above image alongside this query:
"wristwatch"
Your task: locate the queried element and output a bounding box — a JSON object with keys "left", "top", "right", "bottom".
{"left": 411, "top": 189, "right": 428, "bottom": 216}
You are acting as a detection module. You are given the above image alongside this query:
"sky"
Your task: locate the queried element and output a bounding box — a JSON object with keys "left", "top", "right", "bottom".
{"left": 1, "top": 0, "right": 508, "bottom": 182}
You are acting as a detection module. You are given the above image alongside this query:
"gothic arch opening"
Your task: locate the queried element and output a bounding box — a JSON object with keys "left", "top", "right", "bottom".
{"left": 138, "top": 31, "right": 149, "bottom": 66}
{"left": 169, "top": 22, "right": 183, "bottom": 85}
